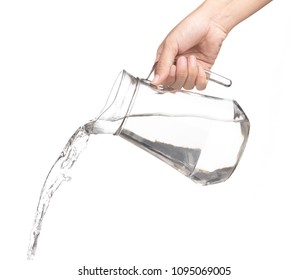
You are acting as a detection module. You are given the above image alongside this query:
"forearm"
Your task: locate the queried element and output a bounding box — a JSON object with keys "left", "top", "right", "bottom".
{"left": 199, "top": 0, "right": 272, "bottom": 33}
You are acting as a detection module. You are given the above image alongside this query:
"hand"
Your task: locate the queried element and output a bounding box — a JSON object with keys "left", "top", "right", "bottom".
{"left": 152, "top": 0, "right": 272, "bottom": 91}
{"left": 152, "top": 7, "right": 228, "bottom": 90}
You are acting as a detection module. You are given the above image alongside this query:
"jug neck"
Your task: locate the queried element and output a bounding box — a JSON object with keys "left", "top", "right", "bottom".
{"left": 95, "top": 70, "right": 139, "bottom": 135}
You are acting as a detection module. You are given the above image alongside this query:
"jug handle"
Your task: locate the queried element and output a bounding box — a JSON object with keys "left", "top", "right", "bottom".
{"left": 146, "top": 61, "right": 232, "bottom": 88}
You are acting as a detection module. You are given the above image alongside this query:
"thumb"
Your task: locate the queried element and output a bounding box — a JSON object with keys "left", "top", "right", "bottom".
{"left": 152, "top": 43, "right": 178, "bottom": 85}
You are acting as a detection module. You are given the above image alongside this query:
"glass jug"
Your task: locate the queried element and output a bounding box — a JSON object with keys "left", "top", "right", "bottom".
{"left": 86, "top": 70, "right": 250, "bottom": 185}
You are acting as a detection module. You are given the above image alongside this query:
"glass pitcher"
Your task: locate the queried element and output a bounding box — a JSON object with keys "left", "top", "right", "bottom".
{"left": 85, "top": 70, "right": 250, "bottom": 185}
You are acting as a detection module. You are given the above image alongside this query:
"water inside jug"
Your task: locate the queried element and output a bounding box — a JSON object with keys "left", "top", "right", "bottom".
{"left": 86, "top": 70, "right": 250, "bottom": 185}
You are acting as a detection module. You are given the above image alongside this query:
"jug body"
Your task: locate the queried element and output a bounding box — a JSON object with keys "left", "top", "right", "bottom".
{"left": 93, "top": 70, "right": 250, "bottom": 185}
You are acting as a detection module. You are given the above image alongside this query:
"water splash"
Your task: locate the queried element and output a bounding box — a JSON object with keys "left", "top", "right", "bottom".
{"left": 27, "top": 125, "right": 90, "bottom": 260}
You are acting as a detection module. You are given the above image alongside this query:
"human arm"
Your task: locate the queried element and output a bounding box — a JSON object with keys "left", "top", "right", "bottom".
{"left": 152, "top": 0, "right": 272, "bottom": 90}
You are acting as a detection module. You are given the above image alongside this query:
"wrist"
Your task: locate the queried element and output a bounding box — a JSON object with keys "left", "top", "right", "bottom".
{"left": 198, "top": 0, "right": 235, "bottom": 34}
{"left": 200, "top": 0, "right": 272, "bottom": 34}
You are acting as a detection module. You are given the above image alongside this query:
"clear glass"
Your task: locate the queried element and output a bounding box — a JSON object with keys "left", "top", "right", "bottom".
{"left": 90, "top": 70, "right": 250, "bottom": 185}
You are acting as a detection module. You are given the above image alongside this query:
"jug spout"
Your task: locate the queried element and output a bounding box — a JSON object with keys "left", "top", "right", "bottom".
{"left": 88, "top": 70, "right": 138, "bottom": 135}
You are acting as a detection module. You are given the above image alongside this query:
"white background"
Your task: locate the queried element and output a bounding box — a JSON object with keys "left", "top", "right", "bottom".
{"left": 0, "top": 0, "right": 307, "bottom": 279}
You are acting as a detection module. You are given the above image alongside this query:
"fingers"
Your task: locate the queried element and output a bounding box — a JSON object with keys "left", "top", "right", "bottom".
{"left": 183, "top": 56, "right": 198, "bottom": 90}
{"left": 152, "top": 50, "right": 208, "bottom": 91}
{"left": 170, "top": 56, "right": 208, "bottom": 91}
{"left": 152, "top": 39, "right": 208, "bottom": 90}
{"left": 196, "top": 65, "right": 208, "bottom": 90}
{"left": 170, "top": 56, "right": 188, "bottom": 89}
{"left": 164, "top": 64, "right": 176, "bottom": 85}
